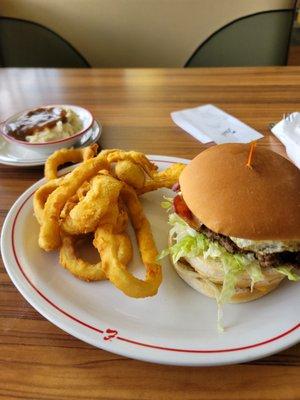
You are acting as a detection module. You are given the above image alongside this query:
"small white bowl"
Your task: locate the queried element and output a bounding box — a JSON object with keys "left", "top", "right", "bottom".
{"left": 0, "top": 104, "right": 94, "bottom": 155}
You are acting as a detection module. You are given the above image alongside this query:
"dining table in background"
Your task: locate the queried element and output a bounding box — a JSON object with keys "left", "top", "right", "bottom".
{"left": 0, "top": 67, "right": 299, "bottom": 400}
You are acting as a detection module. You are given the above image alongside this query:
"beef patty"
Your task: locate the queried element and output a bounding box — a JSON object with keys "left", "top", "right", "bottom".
{"left": 172, "top": 193, "right": 300, "bottom": 269}
{"left": 199, "top": 225, "right": 300, "bottom": 269}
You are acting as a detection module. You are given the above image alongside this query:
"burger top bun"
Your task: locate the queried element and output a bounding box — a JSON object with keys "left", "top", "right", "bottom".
{"left": 179, "top": 143, "right": 300, "bottom": 240}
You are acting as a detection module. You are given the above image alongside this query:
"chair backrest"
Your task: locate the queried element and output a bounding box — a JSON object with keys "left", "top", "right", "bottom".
{"left": 0, "top": 17, "right": 89, "bottom": 67}
{"left": 185, "top": 10, "right": 294, "bottom": 67}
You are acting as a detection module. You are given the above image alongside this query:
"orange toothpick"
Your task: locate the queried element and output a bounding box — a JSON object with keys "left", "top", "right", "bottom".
{"left": 246, "top": 141, "right": 257, "bottom": 169}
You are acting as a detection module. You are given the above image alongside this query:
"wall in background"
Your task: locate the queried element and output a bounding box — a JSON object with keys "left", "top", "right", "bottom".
{"left": 1, "top": 0, "right": 294, "bottom": 67}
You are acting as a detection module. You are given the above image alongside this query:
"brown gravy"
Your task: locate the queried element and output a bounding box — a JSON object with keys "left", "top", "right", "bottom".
{"left": 5, "top": 107, "right": 68, "bottom": 141}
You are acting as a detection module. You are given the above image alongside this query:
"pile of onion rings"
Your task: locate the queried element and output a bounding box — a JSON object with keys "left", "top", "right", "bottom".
{"left": 34, "top": 145, "right": 185, "bottom": 298}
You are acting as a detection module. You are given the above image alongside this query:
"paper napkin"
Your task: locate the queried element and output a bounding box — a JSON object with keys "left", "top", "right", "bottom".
{"left": 271, "top": 113, "right": 300, "bottom": 169}
{"left": 171, "top": 104, "right": 263, "bottom": 144}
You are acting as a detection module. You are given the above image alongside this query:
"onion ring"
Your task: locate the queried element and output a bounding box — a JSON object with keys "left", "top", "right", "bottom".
{"left": 60, "top": 232, "right": 132, "bottom": 281}
{"left": 137, "top": 163, "right": 185, "bottom": 195}
{"left": 33, "top": 178, "right": 63, "bottom": 225}
{"left": 61, "top": 174, "right": 123, "bottom": 235}
{"left": 114, "top": 198, "right": 129, "bottom": 233}
{"left": 60, "top": 181, "right": 91, "bottom": 220}
{"left": 44, "top": 144, "right": 98, "bottom": 180}
{"left": 115, "top": 160, "right": 145, "bottom": 189}
{"left": 94, "top": 184, "right": 162, "bottom": 298}
{"left": 104, "top": 149, "right": 158, "bottom": 177}
{"left": 39, "top": 153, "right": 110, "bottom": 251}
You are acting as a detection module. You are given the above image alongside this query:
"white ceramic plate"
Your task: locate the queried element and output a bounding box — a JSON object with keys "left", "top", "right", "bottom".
{"left": 1, "top": 155, "right": 299, "bottom": 366}
{"left": 0, "top": 120, "right": 102, "bottom": 167}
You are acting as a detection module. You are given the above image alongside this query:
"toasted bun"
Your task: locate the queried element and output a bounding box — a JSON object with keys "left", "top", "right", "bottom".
{"left": 171, "top": 257, "right": 285, "bottom": 303}
{"left": 173, "top": 259, "right": 284, "bottom": 303}
{"left": 169, "top": 235, "right": 285, "bottom": 303}
{"left": 179, "top": 144, "right": 300, "bottom": 240}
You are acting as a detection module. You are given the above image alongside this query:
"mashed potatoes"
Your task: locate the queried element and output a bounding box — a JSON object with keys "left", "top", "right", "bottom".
{"left": 26, "top": 109, "right": 83, "bottom": 143}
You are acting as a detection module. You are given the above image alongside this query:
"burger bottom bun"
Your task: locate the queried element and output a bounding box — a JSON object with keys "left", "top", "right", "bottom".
{"left": 169, "top": 235, "right": 285, "bottom": 303}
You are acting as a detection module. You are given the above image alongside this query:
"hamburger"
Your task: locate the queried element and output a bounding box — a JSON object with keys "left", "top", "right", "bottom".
{"left": 160, "top": 143, "right": 300, "bottom": 327}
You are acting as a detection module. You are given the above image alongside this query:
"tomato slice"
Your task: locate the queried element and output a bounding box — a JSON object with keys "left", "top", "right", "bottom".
{"left": 173, "top": 195, "right": 192, "bottom": 220}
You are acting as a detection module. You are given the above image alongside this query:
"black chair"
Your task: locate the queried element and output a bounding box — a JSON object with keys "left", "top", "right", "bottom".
{"left": 185, "top": 9, "right": 295, "bottom": 67}
{"left": 0, "top": 17, "right": 89, "bottom": 67}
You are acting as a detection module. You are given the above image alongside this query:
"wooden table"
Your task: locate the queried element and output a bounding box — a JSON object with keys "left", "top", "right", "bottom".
{"left": 0, "top": 67, "right": 299, "bottom": 400}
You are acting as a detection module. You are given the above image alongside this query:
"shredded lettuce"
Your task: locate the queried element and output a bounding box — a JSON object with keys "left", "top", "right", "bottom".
{"left": 217, "top": 305, "right": 224, "bottom": 333}
{"left": 247, "top": 262, "right": 264, "bottom": 291}
{"left": 171, "top": 234, "right": 210, "bottom": 263}
{"left": 159, "top": 213, "right": 266, "bottom": 306}
{"left": 217, "top": 254, "right": 245, "bottom": 304}
{"left": 168, "top": 212, "right": 188, "bottom": 227}
{"left": 157, "top": 248, "right": 170, "bottom": 260}
{"left": 160, "top": 196, "right": 173, "bottom": 212}
{"left": 276, "top": 266, "right": 300, "bottom": 281}
{"left": 203, "top": 241, "right": 222, "bottom": 259}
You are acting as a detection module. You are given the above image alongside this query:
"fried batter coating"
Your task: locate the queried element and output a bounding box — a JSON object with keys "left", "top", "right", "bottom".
{"left": 33, "top": 178, "right": 63, "bottom": 225}
{"left": 60, "top": 181, "right": 91, "bottom": 220}
{"left": 94, "top": 184, "right": 162, "bottom": 298}
{"left": 60, "top": 233, "right": 132, "bottom": 281}
{"left": 44, "top": 144, "right": 98, "bottom": 180}
{"left": 115, "top": 160, "right": 145, "bottom": 189}
{"left": 61, "top": 174, "right": 123, "bottom": 235}
{"left": 39, "top": 154, "right": 110, "bottom": 251}
{"left": 104, "top": 149, "right": 158, "bottom": 177}
{"left": 137, "top": 163, "right": 185, "bottom": 195}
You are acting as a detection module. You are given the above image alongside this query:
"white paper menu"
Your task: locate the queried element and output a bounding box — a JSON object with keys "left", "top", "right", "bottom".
{"left": 171, "top": 104, "right": 263, "bottom": 144}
